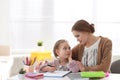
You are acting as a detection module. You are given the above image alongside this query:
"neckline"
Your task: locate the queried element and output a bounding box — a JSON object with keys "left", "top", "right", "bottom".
{"left": 85, "top": 38, "right": 101, "bottom": 49}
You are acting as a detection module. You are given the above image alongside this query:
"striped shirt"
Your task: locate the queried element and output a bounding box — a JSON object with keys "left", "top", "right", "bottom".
{"left": 82, "top": 38, "right": 101, "bottom": 67}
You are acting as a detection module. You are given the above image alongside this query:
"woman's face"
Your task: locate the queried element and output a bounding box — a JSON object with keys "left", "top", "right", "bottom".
{"left": 56, "top": 42, "right": 71, "bottom": 59}
{"left": 72, "top": 30, "right": 89, "bottom": 45}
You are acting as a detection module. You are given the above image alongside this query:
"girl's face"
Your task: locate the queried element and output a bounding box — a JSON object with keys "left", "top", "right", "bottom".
{"left": 56, "top": 42, "right": 71, "bottom": 59}
{"left": 72, "top": 30, "right": 89, "bottom": 45}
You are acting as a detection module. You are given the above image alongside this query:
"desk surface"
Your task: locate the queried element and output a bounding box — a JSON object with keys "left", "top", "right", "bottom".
{"left": 8, "top": 73, "right": 120, "bottom": 80}
{"left": 9, "top": 75, "right": 70, "bottom": 80}
{"left": 100, "top": 74, "right": 120, "bottom": 80}
{"left": 67, "top": 73, "right": 120, "bottom": 80}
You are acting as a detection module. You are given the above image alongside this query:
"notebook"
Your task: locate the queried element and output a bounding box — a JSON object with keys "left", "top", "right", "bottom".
{"left": 43, "top": 71, "right": 71, "bottom": 78}
{"left": 25, "top": 72, "right": 44, "bottom": 79}
{"left": 67, "top": 73, "right": 89, "bottom": 80}
{"left": 80, "top": 71, "right": 105, "bottom": 78}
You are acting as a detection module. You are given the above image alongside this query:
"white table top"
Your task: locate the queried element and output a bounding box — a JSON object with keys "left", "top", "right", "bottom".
{"left": 100, "top": 74, "right": 120, "bottom": 80}
{"left": 8, "top": 75, "right": 70, "bottom": 80}
{"left": 8, "top": 73, "right": 120, "bottom": 80}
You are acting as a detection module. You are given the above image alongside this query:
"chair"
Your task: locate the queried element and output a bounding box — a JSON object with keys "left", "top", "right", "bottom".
{"left": 0, "top": 45, "right": 10, "bottom": 62}
{"left": 0, "top": 45, "right": 11, "bottom": 78}
{"left": 0, "top": 45, "right": 10, "bottom": 56}
{"left": 9, "top": 56, "right": 25, "bottom": 77}
{"left": 110, "top": 59, "right": 120, "bottom": 73}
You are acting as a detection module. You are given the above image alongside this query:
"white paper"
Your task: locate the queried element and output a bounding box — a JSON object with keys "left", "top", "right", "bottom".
{"left": 43, "top": 71, "right": 71, "bottom": 78}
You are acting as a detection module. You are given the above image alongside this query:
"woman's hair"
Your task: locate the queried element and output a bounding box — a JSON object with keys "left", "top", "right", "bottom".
{"left": 53, "top": 39, "right": 67, "bottom": 57}
{"left": 71, "top": 19, "right": 95, "bottom": 33}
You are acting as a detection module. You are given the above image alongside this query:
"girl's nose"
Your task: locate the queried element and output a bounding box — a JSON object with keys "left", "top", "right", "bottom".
{"left": 67, "top": 50, "right": 71, "bottom": 54}
{"left": 67, "top": 48, "right": 70, "bottom": 51}
{"left": 77, "top": 38, "right": 79, "bottom": 41}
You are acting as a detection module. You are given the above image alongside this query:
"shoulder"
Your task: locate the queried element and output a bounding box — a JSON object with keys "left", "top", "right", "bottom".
{"left": 52, "top": 58, "right": 60, "bottom": 65}
{"left": 99, "top": 36, "right": 112, "bottom": 51}
{"left": 72, "top": 44, "right": 84, "bottom": 61}
{"left": 72, "top": 44, "right": 84, "bottom": 51}
{"left": 99, "top": 36, "right": 112, "bottom": 45}
{"left": 72, "top": 43, "right": 85, "bottom": 54}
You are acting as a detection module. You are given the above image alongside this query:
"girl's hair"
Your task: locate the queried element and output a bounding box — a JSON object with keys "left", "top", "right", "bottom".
{"left": 71, "top": 19, "right": 95, "bottom": 33}
{"left": 53, "top": 39, "right": 67, "bottom": 57}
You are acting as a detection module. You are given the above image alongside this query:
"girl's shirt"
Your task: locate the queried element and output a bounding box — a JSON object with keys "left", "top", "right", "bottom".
{"left": 39, "top": 58, "right": 79, "bottom": 73}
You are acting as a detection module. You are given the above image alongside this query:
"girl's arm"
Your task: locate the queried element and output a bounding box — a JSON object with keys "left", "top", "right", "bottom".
{"left": 41, "top": 66, "right": 57, "bottom": 72}
{"left": 40, "top": 60, "right": 57, "bottom": 72}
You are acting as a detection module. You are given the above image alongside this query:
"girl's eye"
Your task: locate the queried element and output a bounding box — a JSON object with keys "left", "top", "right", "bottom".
{"left": 63, "top": 47, "right": 71, "bottom": 50}
{"left": 63, "top": 47, "right": 67, "bottom": 50}
{"left": 69, "top": 47, "right": 71, "bottom": 50}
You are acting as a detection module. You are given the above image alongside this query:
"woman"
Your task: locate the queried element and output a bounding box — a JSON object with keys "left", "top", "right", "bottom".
{"left": 71, "top": 19, "right": 112, "bottom": 72}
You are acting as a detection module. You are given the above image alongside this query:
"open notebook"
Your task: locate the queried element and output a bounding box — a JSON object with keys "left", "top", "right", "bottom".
{"left": 25, "top": 71, "right": 71, "bottom": 79}
{"left": 43, "top": 71, "right": 71, "bottom": 78}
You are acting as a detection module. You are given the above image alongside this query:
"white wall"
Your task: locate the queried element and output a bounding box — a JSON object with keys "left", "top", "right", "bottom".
{"left": 0, "top": 0, "right": 10, "bottom": 45}
{"left": 1, "top": 0, "right": 120, "bottom": 56}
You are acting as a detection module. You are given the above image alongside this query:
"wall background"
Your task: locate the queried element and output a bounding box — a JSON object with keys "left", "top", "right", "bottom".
{"left": 0, "top": 0, "right": 10, "bottom": 45}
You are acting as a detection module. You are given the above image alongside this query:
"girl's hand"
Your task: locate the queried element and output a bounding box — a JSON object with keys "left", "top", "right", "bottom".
{"left": 48, "top": 66, "right": 57, "bottom": 72}
{"left": 35, "top": 61, "right": 42, "bottom": 72}
{"left": 68, "top": 51, "right": 72, "bottom": 63}
{"left": 42, "top": 66, "right": 57, "bottom": 72}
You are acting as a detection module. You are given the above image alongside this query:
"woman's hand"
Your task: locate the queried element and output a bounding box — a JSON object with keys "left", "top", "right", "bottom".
{"left": 76, "top": 61, "right": 85, "bottom": 71}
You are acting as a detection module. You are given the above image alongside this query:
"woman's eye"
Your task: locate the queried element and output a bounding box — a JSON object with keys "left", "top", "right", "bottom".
{"left": 75, "top": 35, "right": 80, "bottom": 38}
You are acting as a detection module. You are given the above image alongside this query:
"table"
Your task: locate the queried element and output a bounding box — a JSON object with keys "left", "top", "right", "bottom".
{"left": 8, "top": 75, "right": 70, "bottom": 80}
{"left": 100, "top": 74, "right": 120, "bottom": 80}
{"left": 67, "top": 73, "right": 120, "bottom": 80}
{"left": 8, "top": 73, "right": 120, "bottom": 80}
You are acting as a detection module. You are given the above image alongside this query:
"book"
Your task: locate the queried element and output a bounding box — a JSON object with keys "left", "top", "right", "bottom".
{"left": 80, "top": 71, "right": 105, "bottom": 78}
{"left": 43, "top": 71, "right": 71, "bottom": 78}
{"left": 67, "top": 73, "right": 89, "bottom": 80}
{"left": 25, "top": 72, "right": 44, "bottom": 79}
{"left": 74, "top": 78, "right": 89, "bottom": 80}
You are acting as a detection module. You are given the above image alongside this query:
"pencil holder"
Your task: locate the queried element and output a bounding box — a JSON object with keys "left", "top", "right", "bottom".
{"left": 24, "top": 65, "right": 34, "bottom": 73}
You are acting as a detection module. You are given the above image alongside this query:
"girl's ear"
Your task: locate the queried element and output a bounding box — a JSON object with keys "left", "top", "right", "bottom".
{"left": 55, "top": 49, "right": 59, "bottom": 56}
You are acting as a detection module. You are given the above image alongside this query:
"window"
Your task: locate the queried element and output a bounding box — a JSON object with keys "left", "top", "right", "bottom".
{"left": 95, "top": 0, "right": 120, "bottom": 55}
{"left": 10, "top": 0, "right": 120, "bottom": 55}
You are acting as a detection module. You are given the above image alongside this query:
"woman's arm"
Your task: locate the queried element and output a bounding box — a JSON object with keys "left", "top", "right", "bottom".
{"left": 68, "top": 60, "right": 80, "bottom": 73}
{"left": 77, "top": 38, "right": 112, "bottom": 72}
{"left": 85, "top": 39, "right": 112, "bottom": 72}
{"left": 68, "top": 52, "right": 80, "bottom": 72}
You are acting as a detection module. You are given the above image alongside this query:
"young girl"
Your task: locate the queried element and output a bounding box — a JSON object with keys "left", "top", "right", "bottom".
{"left": 35, "top": 39, "right": 79, "bottom": 73}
